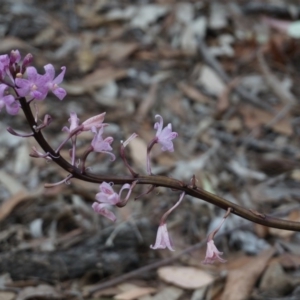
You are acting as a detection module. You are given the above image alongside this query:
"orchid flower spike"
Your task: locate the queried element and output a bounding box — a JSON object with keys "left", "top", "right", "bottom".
{"left": 154, "top": 114, "right": 178, "bottom": 152}
{"left": 91, "top": 127, "right": 115, "bottom": 161}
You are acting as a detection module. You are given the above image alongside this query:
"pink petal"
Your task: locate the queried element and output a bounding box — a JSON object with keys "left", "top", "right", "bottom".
{"left": 202, "top": 240, "right": 226, "bottom": 264}
{"left": 6, "top": 101, "right": 20, "bottom": 115}
{"left": 53, "top": 66, "right": 66, "bottom": 84}
{"left": 82, "top": 112, "right": 106, "bottom": 131}
{"left": 92, "top": 202, "right": 116, "bottom": 222}
{"left": 52, "top": 86, "right": 66, "bottom": 100}
{"left": 100, "top": 182, "right": 114, "bottom": 195}
{"left": 26, "top": 66, "right": 38, "bottom": 81}
{"left": 44, "top": 64, "right": 55, "bottom": 80}
{"left": 15, "top": 79, "right": 30, "bottom": 96}
{"left": 0, "top": 84, "right": 8, "bottom": 97}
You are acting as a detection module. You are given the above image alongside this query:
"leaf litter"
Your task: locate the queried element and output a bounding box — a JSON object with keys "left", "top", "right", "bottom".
{"left": 0, "top": 0, "right": 300, "bottom": 299}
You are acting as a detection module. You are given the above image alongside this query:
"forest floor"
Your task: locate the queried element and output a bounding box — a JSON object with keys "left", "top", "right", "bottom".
{"left": 1, "top": 0, "right": 300, "bottom": 299}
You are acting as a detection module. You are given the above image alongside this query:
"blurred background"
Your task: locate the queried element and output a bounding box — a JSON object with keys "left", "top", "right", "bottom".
{"left": 0, "top": 0, "right": 300, "bottom": 299}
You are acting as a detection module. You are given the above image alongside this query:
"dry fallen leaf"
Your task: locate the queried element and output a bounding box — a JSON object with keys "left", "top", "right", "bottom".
{"left": 0, "top": 189, "right": 42, "bottom": 222}
{"left": 198, "top": 66, "right": 226, "bottom": 96}
{"left": 0, "top": 291, "right": 15, "bottom": 300}
{"left": 0, "top": 37, "right": 33, "bottom": 53}
{"left": 158, "top": 266, "right": 214, "bottom": 290}
{"left": 114, "top": 286, "right": 156, "bottom": 300}
{"left": 0, "top": 170, "right": 28, "bottom": 195}
{"left": 16, "top": 284, "right": 61, "bottom": 300}
{"left": 239, "top": 104, "right": 293, "bottom": 136}
{"left": 221, "top": 248, "right": 275, "bottom": 300}
{"left": 259, "top": 262, "right": 293, "bottom": 297}
{"left": 178, "top": 82, "right": 210, "bottom": 104}
{"left": 64, "top": 68, "right": 128, "bottom": 95}
{"left": 128, "top": 137, "right": 148, "bottom": 171}
{"left": 269, "top": 210, "right": 300, "bottom": 238}
{"left": 151, "top": 286, "right": 183, "bottom": 300}
{"left": 106, "top": 43, "right": 139, "bottom": 62}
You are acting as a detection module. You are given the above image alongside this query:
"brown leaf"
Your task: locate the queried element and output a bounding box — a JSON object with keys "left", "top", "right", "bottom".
{"left": 259, "top": 262, "right": 293, "bottom": 297}
{"left": 217, "top": 77, "right": 241, "bottom": 114}
{"left": 158, "top": 266, "right": 214, "bottom": 290}
{"left": 114, "top": 286, "right": 156, "bottom": 300}
{"left": 0, "top": 188, "right": 42, "bottom": 222}
{"left": 127, "top": 137, "right": 148, "bottom": 171}
{"left": 77, "top": 49, "right": 96, "bottom": 73}
{"left": 178, "top": 82, "right": 210, "bottom": 104}
{"left": 136, "top": 83, "right": 158, "bottom": 123}
{"left": 239, "top": 104, "right": 293, "bottom": 136}
{"left": 16, "top": 284, "right": 61, "bottom": 300}
{"left": 0, "top": 37, "right": 33, "bottom": 53}
{"left": 106, "top": 43, "right": 139, "bottom": 62}
{"left": 0, "top": 292, "right": 15, "bottom": 300}
{"left": 64, "top": 68, "right": 127, "bottom": 95}
{"left": 221, "top": 248, "right": 275, "bottom": 300}
{"left": 269, "top": 210, "right": 300, "bottom": 238}
{"left": 0, "top": 170, "right": 28, "bottom": 195}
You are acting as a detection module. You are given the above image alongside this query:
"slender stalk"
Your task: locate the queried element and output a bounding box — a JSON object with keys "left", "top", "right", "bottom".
{"left": 19, "top": 97, "right": 300, "bottom": 232}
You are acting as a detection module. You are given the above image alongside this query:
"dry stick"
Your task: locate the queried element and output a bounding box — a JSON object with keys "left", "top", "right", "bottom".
{"left": 85, "top": 203, "right": 300, "bottom": 295}
{"left": 197, "top": 38, "right": 273, "bottom": 111}
{"left": 257, "top": 50, "right": 296, "bottom": 129}
{"left": 18, "top": 97, "right": 300, "bottom": 231}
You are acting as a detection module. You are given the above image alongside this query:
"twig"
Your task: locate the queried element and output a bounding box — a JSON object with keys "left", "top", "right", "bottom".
{"left": 18, "top": 96, "right": 300, "bottom": 232}
{"left": 197, "top": 38, "right": 273, "bottom": 111}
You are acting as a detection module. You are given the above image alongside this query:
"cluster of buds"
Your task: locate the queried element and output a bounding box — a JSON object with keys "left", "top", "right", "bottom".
{"left": 1, "top": 49, "right": 229, "bottom": 265}
{"left": 0, "top": 50, "right": 66, "bottom": 116}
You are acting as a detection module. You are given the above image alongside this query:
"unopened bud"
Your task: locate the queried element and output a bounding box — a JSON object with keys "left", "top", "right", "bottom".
{"left": 10, "top": 50, "right": 21, "bottom": 64}
{"left": 22, "top": 53, "right": 33, "bottom": 68}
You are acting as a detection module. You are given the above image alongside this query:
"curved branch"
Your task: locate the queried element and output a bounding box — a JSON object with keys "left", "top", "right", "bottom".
{"left": 19, "top": 97, "right": 300, "bottom": 232}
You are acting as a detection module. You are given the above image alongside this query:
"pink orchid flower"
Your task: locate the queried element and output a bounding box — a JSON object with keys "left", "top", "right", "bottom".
{"left": 15, "top": 66, "right": 49, "bottom": 101}
{"left": 202, "top": 240, "right": 226, "bottom": 264}
{"left": 150, "top": 223, "right": 174, "bottom": 251}
{"left": 154, "top": 114, "right": 178, "bottom": 152}
{"left": 92, "top": 182, "right": 132, "bottom": 222}
{"left": 0, "top": 84, "right": 20, "bottom": 115}
{"left": 91, "top": 127, "right": 115, "bottom": 161}
{"left": 95, "top": 182, "right": 131, "bottom": 205}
